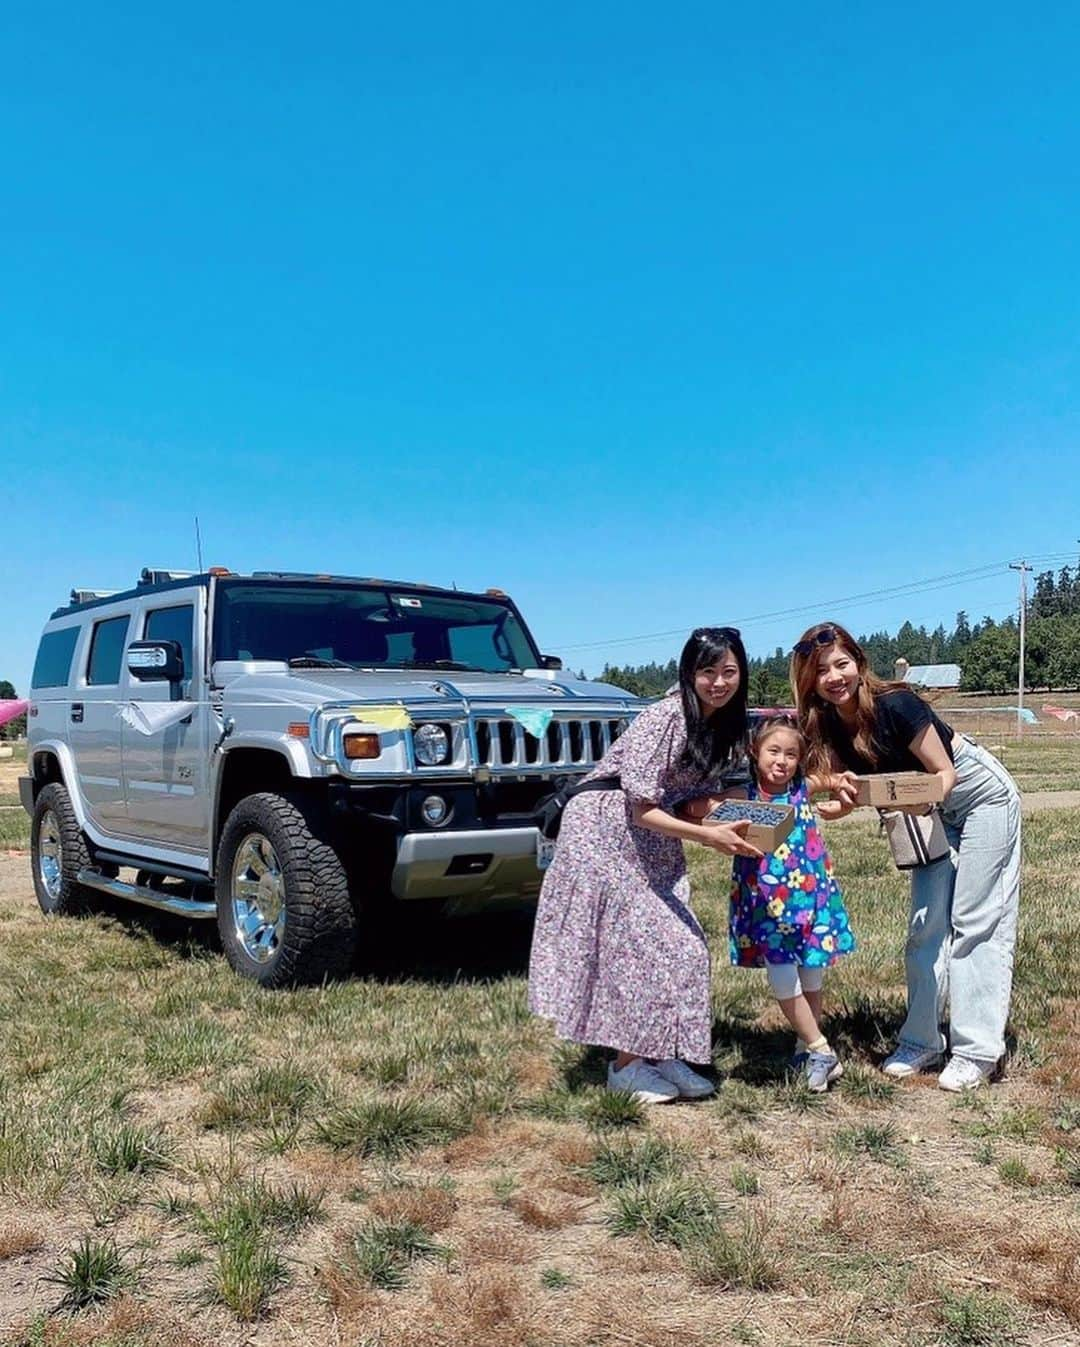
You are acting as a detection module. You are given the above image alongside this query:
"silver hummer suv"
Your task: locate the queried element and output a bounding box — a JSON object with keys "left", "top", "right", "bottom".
{"left": 20, "top": 568, "right": 641, "bottom": 985}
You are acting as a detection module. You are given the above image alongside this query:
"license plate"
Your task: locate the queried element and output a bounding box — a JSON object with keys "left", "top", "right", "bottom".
{"left": 536, "top": 835, "right": 557, "bottom": 871}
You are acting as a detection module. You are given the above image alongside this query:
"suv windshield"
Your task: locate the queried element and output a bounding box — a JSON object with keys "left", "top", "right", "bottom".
{"left": 213, "top": 582, "right": 542, "bottom": 674}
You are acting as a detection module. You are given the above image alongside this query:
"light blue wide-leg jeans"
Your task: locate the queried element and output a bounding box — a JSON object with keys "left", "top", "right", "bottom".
{"left": 897, "top": 739, "right": 1021, "bottom": 1064}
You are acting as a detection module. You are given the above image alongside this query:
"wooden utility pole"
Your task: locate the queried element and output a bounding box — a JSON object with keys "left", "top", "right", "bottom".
{"left": 1009, "top": 560, "right": 1031, "bottom": 736}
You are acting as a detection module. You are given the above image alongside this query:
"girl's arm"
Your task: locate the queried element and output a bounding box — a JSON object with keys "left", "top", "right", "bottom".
{"left": 807, "top": 750, "right": 859, "bottom": 817}
{"left": 906, "top": 724, "right": 958, "bottom": 802}
{"left": 631, "top": 801, "right": 762, "bottom": 858}
{"left": 678, "top": 787, "right": 747, "bottom": 822}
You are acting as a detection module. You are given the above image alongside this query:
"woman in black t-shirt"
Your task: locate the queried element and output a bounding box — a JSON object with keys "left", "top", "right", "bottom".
{"left": 790, "top": 621, "right": 1021, "bottom": 1093}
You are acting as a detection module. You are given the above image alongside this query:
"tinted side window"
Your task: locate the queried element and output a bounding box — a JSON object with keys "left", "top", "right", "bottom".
{"left": 87, "top": 616, "right": 131, "bottom": 686}
{"left": 145, "top": 605, "right": 194, "bottom": 679}
{"left": 31, "top": 628, "right": 80, "bottom": 688}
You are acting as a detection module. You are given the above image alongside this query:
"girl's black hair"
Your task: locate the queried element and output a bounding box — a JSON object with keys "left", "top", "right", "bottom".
{"left": 677, "top": 627, "right": 749, "bottom": 779}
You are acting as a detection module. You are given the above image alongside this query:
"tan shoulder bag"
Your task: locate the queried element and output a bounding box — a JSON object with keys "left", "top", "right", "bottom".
{"left": 879, "top": 807, "right": 949, "bottom": 869}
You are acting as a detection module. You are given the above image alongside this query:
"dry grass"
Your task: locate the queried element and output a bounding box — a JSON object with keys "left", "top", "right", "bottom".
{"left": 368, "top": 1183, "right": 458, "bottom": 1232}
{"left": 0, "top": 1222, "right": 44, "bottom": 1259}
{"left": 1, "top": 800, "right": 1079, "bottom": 1346}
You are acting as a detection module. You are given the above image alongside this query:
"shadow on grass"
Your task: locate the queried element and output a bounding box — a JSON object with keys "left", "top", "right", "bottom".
{"left": 72, "top": 890, "right": 221, "bottom": 961}
{"left": 75, "top": 879, "right": 537, "bottom": 984}
{"left": 711, "top": 992, "right": 910, "bottom": 1084}
{"left": 363, "top": 904, "right": 535, "bottom": 984}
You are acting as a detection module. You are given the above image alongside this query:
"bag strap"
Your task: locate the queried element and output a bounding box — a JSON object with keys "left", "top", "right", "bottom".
{"left": 565, "top": 774, "right": 621, "bottom": 800}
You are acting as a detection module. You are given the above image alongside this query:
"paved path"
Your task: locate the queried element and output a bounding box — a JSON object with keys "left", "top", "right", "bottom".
{"left": 828, "top": 790, "right": 1080, "bottom": 825}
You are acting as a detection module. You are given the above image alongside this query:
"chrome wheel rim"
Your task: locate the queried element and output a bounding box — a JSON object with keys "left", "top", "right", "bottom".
{"left": 230, "top": 832, "right": 286, "bottom": 964}
{"left": 37, "top": 808, "right": 63, "bottom": 901}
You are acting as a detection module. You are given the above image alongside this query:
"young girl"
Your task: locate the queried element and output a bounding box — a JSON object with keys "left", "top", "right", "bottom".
{"left": 693, "top": 715, "right": 856, "bottom": 1091}
{"left": 791, "top": 621, "right": 1021, "bottom": 1092}
{"left": 528, "top": 628, "right": 762, "bottom": 1105}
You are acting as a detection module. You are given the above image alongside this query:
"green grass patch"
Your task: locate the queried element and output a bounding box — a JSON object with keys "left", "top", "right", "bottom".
{"left": 684, "top": 1206, "right": 781, "bottom": 1290}
{"left": 197, "top": 1062, "right": 325, "bottom": 1130}
{"left": 834, "top": 1122, "right": 908, "bottom": 1168}
{"left": 46, "top": 1236, "right": 137, "bottom": 1310}
{"left": 314, "top": 1096, "right": 463, "bottom": 1158}
{"left": 997, "top": 1157, "right": 1037, "bottom": 1188}
{"left": 91, "top": 1122, "right": 170, "bottom": 1176}
{"left": 606, "top": 1176, "right": 724, "bottom": 1246}
{"left": 585, "top": 1135, "right": 687, "bottom": 1188}
{"left": 0, "top": 810, "right": 30, "bottom": 849}
{"left": 938, "top": 1288, "right": 1024, "bottom": 1344}
{"left": 345, "top": 1218, "right": 451, "bottom": 1291}
{"left": 730, "top": 1165, "right": 759, "bottom": 1196}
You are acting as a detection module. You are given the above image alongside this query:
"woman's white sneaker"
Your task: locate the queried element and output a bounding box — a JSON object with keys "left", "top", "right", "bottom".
{"left": 938, "top": 1057, "right": 993, "bottom": 1092}
{"left": 607, "top": 1060, "right": 679, "bottom": 1104}
{"left": 881, "top": 1044, "right": 944, "bottom": 1078}
{"left": 652, "top": 1059, "right": 715, "bottom": 1099}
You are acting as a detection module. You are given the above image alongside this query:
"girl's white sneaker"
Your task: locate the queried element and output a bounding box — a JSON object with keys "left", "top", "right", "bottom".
{"left": 652, "top": 1059, "right": 715, "bottom": 1099}
{"left": 607, "top": 1060, "right": 679, "bottom": 1104}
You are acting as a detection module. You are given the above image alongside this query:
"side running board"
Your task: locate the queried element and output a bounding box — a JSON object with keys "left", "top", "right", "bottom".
{"left": 76, "top": 869, "right": 217, "bottom": 920}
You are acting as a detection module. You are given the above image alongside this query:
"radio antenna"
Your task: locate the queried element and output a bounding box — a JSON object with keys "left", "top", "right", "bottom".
{"left": 195, "top": 515, "right": 205, "bottom": 573}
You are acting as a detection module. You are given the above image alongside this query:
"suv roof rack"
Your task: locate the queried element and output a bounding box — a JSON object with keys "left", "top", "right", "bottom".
{"left": 139, "top": 568, "right": 196, "bottom": 586}
{"left": 70, "top": 588, "right": 118, "bottom": 605}
{"left": 250, "top": 571, "right": 442, "bottom": 591}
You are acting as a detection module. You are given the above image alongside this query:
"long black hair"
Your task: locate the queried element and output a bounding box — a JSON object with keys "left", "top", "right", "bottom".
{"left": 677, "top": 627, "right": 750, "bottom": 779}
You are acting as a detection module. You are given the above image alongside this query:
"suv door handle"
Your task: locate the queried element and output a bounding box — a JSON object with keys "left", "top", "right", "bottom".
{"left": 71, "top": 703, "right": 84, "bottom": 723}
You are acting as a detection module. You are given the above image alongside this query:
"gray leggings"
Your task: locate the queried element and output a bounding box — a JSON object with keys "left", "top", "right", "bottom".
{"left": 766, "top": 964, "right": 825, "bottom": 1000}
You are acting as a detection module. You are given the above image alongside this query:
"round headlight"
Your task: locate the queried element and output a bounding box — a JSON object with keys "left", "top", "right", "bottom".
{"left": 414, "top": 723, "right": 450, "bottom": 766}
{"left": 421, "top": 795, "right": 448, "bottom": 826}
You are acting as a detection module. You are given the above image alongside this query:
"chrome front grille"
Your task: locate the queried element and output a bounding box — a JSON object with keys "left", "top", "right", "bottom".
{"left": 473, "top": 716, "right": 630, "bottom": 770}
{"left": 309, "top": 696, "right": 640, "bottom": 779}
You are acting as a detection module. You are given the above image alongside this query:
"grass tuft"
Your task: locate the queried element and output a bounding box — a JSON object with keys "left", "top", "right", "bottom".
{"left": 606, "top": 1176, "right": 723, "bottom": 1246}
{"left": 834, "top": 1122, "right": 908, "bottom": 1168}
{"left": 938, "top": 1288, "right": 1023, "bottom": 1344}
{"left": 91, "top": 1122, "right": 170, "bottom": 1176}
{"left": 209, "top": 1229, "right": 286, "bottom": 1320}
{"left": 586, "top": 1135, "right": 686, "bottom": 1188}
{"left": 46, "top": 1236, "right": 136, "bottom": 1310}
{"left": 198, "top": 1062, "right": 323, "bottom": 1131}
{"left": 730, "top": 1165, "right": 760, "bottom": 1196}
{"left": 997, "top": 1157, "right": 1037, "bottom": 1188}
{"left": 347, "top": 1218, "right": 451, "bottom": 1291}
{"left": 839, "top": 1061, "right": 898, "bottom": 1105}
{"left": 581, "top": 1090, "right": 645, "bottom": 1131}
{"left": 685, "top": 1206, "right": 782, "bottom": 1290}
{"left": 315, "top": 1096, "right": 462, "bottom": 1158}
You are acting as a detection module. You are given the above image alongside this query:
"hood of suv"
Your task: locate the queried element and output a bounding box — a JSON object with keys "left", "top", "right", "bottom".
{"left": 218, "top": 666, "right": 638, "bottom": 712}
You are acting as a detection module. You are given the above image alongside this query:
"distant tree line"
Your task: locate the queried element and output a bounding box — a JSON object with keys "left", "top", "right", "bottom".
{"left": 0, "top": 679, "right": 26, "bottom": 739}
{"left": 595, "top": 564, "right": 1080, "bottom": 701}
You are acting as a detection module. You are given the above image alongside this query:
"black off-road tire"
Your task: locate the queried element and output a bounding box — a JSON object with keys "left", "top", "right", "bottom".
{"left": 30, "top": 782, "right": 94, "bottom": 916}
{"left": 215, "top": 792, "right": 359, "bottom": 987}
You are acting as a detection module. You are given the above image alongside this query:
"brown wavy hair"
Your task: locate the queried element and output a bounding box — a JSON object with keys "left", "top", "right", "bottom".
{"left": 789, "top": 621, "right": 911, "bottom": 775}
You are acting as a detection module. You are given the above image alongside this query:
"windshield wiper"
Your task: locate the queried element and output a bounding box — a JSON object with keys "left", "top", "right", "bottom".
{"left": 381, "top": 659, "right": 477, "bottom": 671}
{"left": 288, "top": 656, "right": 354, "bottom": 669}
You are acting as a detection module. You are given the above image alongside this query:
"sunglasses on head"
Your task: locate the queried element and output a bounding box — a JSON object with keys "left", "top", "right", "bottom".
{"left": 792, "top": 628, "right": 837, "bottom": 657}
{"left": 693, "top": 625, "right": 741, "bottom": 642}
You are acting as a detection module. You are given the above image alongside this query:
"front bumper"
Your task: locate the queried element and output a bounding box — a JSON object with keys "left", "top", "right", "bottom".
{"left": 391, "top": 827, "right": 543, "bottom": 902}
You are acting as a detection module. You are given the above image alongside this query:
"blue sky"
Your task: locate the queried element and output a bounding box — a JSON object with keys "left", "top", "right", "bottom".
{"left": 3, "top": 3, "right": 1079, "bottom": 690}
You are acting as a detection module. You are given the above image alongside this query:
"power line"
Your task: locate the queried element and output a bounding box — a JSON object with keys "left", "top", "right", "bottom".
{"left": 559, "top": 559, "right": 1013, "bottom": 652}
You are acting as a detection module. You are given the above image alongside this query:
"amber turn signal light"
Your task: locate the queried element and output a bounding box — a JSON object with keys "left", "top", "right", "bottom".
{"left": 343, "top": 733, "right": 381, "bottom": 760}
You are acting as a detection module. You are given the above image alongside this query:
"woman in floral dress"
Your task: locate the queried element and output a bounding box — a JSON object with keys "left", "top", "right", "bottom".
{"left": 527, "top": 628, "right": 762, "bottom": 1104}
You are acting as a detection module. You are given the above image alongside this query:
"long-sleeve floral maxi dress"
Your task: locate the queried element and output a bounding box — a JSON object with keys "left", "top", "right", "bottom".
{"left": 527, "top": 695, "right": 715, "bottom": 1065}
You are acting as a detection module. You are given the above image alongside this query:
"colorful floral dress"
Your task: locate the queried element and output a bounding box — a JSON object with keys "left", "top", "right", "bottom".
{"left": 729, "top": 776, "right": 855, "bottom": 968}
{"left": 528, "top": 695, "right": 715, "bottom": 1064}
